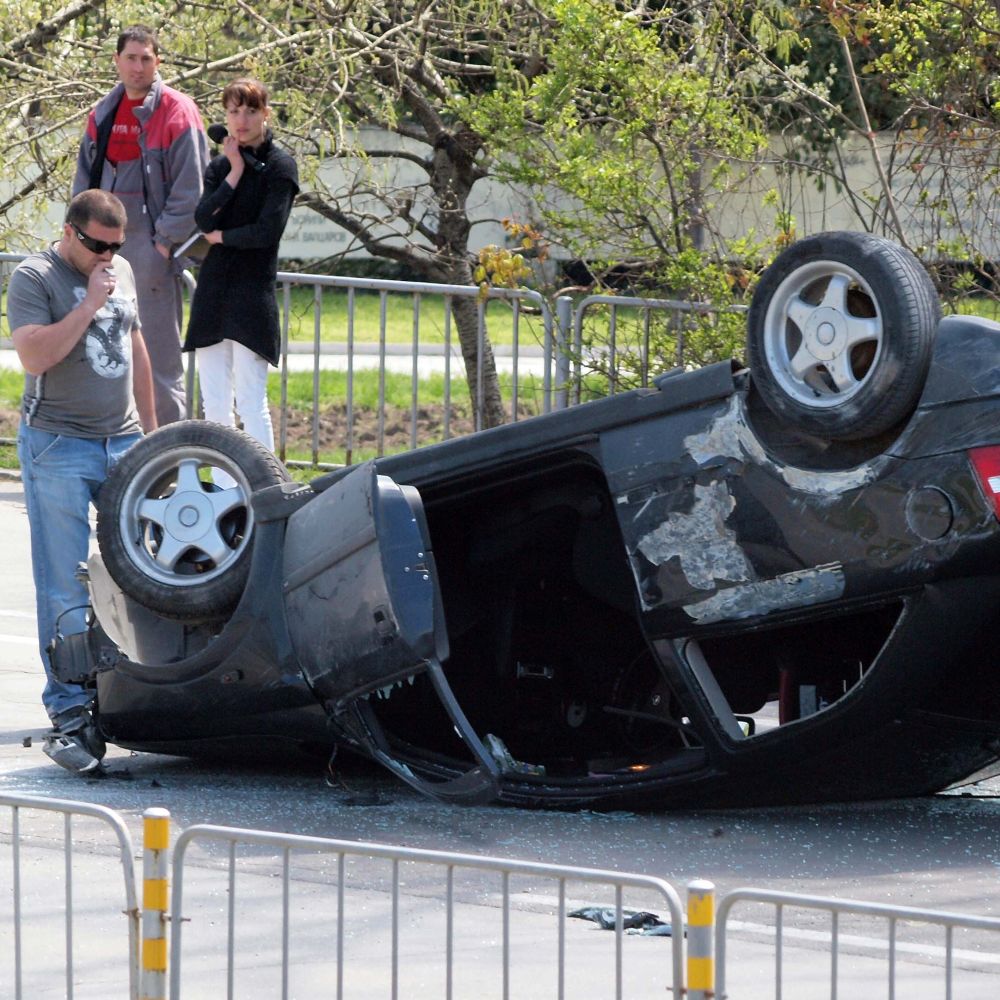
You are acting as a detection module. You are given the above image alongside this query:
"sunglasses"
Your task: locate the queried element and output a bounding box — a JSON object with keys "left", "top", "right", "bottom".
{"left": 70, "top": 222, "right": 125, "bottom": 255}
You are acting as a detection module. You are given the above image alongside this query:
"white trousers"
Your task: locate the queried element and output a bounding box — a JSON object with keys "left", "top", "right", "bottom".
{"left": 195, "top": 340, "right": 274, "bottom": 451}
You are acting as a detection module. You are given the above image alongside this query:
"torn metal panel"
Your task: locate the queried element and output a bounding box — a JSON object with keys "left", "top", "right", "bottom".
{"left": 683, "top": 562, "right": 846, "bottom": 624}
{"left": 684, "top": 395, "right": 880, "bottom": 498}
{"left": 636, "top": 479, "right": 753, "bottom": 592}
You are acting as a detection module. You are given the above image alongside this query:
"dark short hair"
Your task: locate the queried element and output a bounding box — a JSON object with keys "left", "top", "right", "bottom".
{"left": 65, "top": 190, "right": 127, "bottom": 231}
{"left": 222, "top": 78, "right": 269, "bottom": 110}
{"left": 116, "top": 24, "right": 159, "bottom": 56}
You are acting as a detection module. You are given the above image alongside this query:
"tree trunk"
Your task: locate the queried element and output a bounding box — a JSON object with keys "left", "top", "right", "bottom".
{"left": 441, "top": 262, "right": 507, "bottom": 430}
{"left": 409, "top": 107, "right": 507, "bottom": 428}
{"left": 291, "top": 190, "right": 508, "bottom": 430}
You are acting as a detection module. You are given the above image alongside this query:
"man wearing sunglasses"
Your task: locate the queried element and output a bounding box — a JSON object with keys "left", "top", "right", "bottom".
{"left": 73, "top": 23, "right": 208, "bottom": 428}
{"left": 7, "top": 189, "right": 157, "bottom": 773}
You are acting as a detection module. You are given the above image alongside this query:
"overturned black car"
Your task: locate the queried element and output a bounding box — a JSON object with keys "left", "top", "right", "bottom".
{"left": 69, "top": 232, "right": 1000, "bottom": 808}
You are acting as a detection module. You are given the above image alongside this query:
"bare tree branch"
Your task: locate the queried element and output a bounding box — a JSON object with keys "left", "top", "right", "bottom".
{"left": 1, "top": 0, "right": 104, "bottom": 60}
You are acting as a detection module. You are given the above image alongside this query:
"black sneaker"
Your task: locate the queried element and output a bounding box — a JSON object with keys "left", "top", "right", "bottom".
{"left": 43, "top": 708, "right": 106, "bottom": 774}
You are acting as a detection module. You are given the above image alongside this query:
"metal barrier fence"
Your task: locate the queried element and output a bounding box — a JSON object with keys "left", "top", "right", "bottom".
{"left": 0, "top": 792, "right": 139, "bottom": 1000}
{"left": 168, "top": 823, "right": 686, "bottom": 1000}
{"left": 568, "top": 292, "right": 747, "bottom": 401}
{"left": 716, "top": 887, "right": 1000, "bottom": 1000}
{"left": 0, "top": 254, "right": 562, "bottom": 465}
{"left": 1, "top": 252, "right": 749, "bottom": 467}
{"left": 267, "top": 271, "right": 560, "bottom": 466}
{"left": 4, "top": 793, "right": 1000, "bottom": 998}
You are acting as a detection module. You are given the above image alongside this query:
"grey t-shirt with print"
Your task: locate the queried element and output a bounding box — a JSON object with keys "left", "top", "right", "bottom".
{"left": 7, "top": 246, "right": 142, "bottom": 438}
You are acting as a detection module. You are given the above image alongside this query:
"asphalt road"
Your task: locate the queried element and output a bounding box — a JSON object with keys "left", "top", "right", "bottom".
{"left": 1, "top": 477, "right": 999, "bottom": 997}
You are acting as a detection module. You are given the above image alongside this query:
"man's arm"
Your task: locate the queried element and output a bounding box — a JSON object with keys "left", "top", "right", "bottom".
{"left": 11, "top": 263, "right": 116, "bottom": 376}
{"left": 130, "top": 327, "right": 158, "bottom": 433}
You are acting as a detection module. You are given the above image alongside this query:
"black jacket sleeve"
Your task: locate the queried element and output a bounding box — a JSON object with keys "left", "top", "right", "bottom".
{"left": 221, "top": 152, "right": 299, "bottom": 250}
{"left": 193, "top": 156, "right": 236, "bottom": 233}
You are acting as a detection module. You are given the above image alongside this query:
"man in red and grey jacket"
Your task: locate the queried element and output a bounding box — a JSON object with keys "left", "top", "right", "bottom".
{"left": 73, "top": 24, "right": 208, "bottom": 426}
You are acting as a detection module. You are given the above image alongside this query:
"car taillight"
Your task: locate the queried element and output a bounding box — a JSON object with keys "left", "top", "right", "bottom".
{"left": 969, "top": 446, "right": 1000, "bottom": 520}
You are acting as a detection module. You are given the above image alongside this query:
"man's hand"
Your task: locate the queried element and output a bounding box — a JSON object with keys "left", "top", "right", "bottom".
{"left": 155, "top": 242, "right": 171, "bottom": 260}
{"left": 13, "top": 265, "right": 112, "bottom": 376}
{"left": 84, "top": 264, "right": 116, "bottom": 312}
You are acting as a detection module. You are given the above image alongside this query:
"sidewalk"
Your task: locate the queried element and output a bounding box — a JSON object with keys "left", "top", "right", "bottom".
{"left": 0, "top": 341, "right": 549, "bottom": 378}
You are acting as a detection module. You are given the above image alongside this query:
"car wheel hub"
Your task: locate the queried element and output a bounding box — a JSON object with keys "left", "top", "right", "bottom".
{"left": 166, "top": 494, "right": 213, "bottom": 539}
{"left": 803, "top": 307, "right": 847, "bottom": 362}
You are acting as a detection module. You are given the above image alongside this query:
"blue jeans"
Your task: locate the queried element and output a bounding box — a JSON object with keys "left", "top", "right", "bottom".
{"left": 17, "top": 426, "right": 141, "bottom": 723}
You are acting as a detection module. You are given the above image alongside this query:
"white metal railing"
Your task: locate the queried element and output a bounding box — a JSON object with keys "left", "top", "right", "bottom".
{"left": 269, "top": 270, "right": 559, "bottom": 465}
{"left": 168, "top": 824, "right": 686, "bottom": 1000}
{"left": 0, "top": 792, "right": 140, "bottom": 1000}
{"left": 716, "top": 887, "right": 1000, "bottom": 1000}
{"left": 566, "top": 292, "right": 748, "bottom": 401}
{"left": 3, "top": 793, "right": 1000, "bottom": 999}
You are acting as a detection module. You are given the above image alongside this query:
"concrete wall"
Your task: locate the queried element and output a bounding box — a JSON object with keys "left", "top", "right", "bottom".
{"left": 4, "top": 130, "right": 997, "bottom": 263}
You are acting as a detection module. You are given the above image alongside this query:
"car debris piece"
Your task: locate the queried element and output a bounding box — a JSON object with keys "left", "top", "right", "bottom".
{"left": 569, "top": 907, "right": 675, "bottom": 935}
{"left": 485, "top": 734, "right": 546, "bottom": 776}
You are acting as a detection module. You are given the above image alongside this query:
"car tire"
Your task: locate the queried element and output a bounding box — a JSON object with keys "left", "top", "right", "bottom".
{"left": 746, "top": 232, "right": 940, "bottom": 440}
{"left": 96, "top": 421, "right": 290, "bottom": 621}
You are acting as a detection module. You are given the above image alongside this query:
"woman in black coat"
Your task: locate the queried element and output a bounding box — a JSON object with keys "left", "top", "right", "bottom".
{"left": 183, "top": 78, "right": 298, "bottom": 450}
